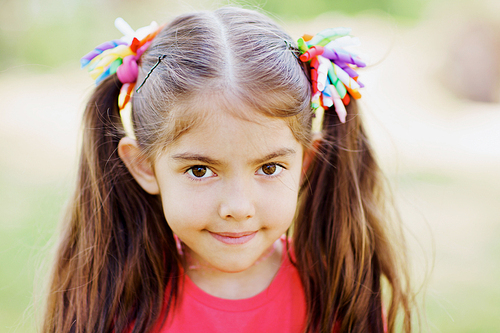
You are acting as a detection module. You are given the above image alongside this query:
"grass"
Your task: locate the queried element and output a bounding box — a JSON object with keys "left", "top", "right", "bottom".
{"left": 0, "top": 171, "right": 69, "bottom": 332}
{"left": 394, "top": 169, "right": 500, "bottom": 332}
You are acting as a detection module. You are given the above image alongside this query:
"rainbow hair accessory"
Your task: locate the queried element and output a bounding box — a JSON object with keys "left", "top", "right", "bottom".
{"left": 81, "top": 18, "right": 163, "bottom": 139}
{"left": 298, "top": 28, "right": 366, "bottom": 128}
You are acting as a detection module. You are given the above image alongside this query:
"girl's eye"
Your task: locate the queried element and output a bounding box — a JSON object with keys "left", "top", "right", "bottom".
{"left": 186, "top": 166, "right": 215, "bottom": 179}
{"left": 257, "top": 163, "right": 283, "bottom": 176}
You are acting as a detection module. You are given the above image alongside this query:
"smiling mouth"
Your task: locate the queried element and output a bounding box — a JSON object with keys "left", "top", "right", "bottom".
{"left": 209, "top": 231, "right": 258, "bottom": 245}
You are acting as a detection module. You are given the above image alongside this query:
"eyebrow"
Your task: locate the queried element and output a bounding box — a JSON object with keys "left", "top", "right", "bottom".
{"left": 170, "top": 148, "right": 296, "bottom": 166}
{"left": 170, "top": 153, "right": 222, "bottom": 166}
{"left": 252, "top": 148, "right": 297, "bottom": 165}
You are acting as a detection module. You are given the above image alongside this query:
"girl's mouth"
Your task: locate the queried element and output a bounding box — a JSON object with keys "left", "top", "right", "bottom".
{"left": 209, "top": 231, "right": 258, "bottom": 245}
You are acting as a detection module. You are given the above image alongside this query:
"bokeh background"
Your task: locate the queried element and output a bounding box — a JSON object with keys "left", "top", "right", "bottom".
{"left": 1, "top": 0, "right": 499, "bottom": 332}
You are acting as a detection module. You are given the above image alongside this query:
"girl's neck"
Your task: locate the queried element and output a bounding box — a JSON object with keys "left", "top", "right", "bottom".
{"left": 182, "top": 239, "right": 283, "bottom": 300}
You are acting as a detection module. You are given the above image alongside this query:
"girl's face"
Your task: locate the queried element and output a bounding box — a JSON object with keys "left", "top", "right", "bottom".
{"left": 153, "top": 108, "right": 304, "bottom": 273}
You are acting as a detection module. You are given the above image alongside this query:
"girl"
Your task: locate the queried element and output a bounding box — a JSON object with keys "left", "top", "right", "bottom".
{"left": 43, "top": 7, "right": 413, "bottom": 333}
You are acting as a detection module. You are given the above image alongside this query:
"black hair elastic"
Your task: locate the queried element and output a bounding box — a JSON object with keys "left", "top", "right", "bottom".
{"left": 284, "top": 40, "right": 300, "bottom": 60}
{"left": 135, "top": 54, "right": 167, "bottom": 93}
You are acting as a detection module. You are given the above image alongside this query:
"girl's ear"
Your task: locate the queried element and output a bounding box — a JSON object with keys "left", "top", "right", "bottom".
{"left": 118, "top": 137, "right": 160, "bottom": 195}
{"left": 301, "top": 133, "right": 323, "bottom": 183}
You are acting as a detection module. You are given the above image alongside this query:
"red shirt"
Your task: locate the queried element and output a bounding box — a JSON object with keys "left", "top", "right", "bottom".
{"left": 157, "top": 240, "right": 306, "bottom": 332}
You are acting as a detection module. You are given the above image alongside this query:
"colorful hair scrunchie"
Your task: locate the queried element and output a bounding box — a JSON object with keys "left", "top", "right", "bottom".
{"left": 297, "top": 28, "right": 366, "bottom": 131}
{"left": 81, "top": 18, "right": 163, "bottom": 139}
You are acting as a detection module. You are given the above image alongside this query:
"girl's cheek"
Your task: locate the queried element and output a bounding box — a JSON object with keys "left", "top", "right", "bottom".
{"left": 163, "top": 191, "right": 215, "bottom": 224}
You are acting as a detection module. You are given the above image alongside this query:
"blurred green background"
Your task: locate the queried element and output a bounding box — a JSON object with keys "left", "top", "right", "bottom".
{"left": 1, "top": 0, "right": 500, "bottom": 332}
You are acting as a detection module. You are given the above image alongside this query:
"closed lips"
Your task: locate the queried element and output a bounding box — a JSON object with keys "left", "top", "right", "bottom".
{"left": 209, "top": 231, "right": 257, "bottom": 244}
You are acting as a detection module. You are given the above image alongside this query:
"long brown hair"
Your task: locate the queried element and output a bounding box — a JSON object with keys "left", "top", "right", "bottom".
{"left": 43, "top": 7, "right": 413, "bottom": 333}
{"left": 293, "top": 101, "right": 412, "bottom": 332}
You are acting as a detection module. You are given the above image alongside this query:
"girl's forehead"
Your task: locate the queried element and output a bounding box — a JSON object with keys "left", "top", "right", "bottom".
{"left": 170, "top": 89, "right": 294, "bottom": 135}
{"left": 152, "top": 87, "right": 310, "bottom": 158}
{"left": 174, "top": 103, "right": 294, "bottom": 144}
{"left": 163, "top": 108, "right": 303, "bottom": 166}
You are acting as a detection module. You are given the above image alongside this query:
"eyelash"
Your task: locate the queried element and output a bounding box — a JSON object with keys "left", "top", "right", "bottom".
{"left": 184, "top": 162, "right": 286, "bottom": 181}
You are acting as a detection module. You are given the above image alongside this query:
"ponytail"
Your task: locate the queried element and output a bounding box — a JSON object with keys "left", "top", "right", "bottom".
{"left": 42, "top": 75, "right": 180, "bottom": 333}
{"left": 294, "top": 102, "right": 412, "bottom": 333}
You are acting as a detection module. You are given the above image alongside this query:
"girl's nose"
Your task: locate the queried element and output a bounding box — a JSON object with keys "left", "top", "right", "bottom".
{"left": 218, "top": 180, "right": 255, "bottom": 222}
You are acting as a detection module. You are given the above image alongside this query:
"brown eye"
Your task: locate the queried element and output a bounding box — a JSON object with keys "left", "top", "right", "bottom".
{"left": 192, "top": 166, "right": 206, "bottom": 177}
{"left": 257, "top": 163, "right": 285, "bottom": 177}
{"left": 261, "top": 164, "right": 277, "bottom": 175}
{"left": 187, "top": 166, "right": 214, "bottom": 178}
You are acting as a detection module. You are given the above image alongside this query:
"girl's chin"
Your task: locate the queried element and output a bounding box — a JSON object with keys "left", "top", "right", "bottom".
{"left": 185, "top": 240, "right": 280, "bottom": 274}
{"left": 190, "top": 256, "right": 260, "bottom": 273}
